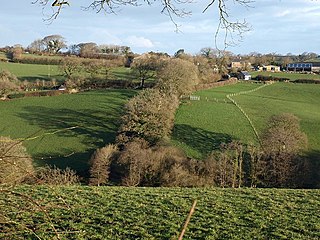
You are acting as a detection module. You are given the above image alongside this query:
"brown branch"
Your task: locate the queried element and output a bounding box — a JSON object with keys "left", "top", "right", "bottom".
{"left": 178, "top": 200, "right": 197, "bottom": 240}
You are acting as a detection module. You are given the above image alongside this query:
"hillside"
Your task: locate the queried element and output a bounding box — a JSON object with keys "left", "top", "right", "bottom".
{"left": 172, "top": 82, "right": 320, "bottom": 159}
{"left": 1, "top": 186, "right": 319, "bottom": 239}
{"left": 0, "top": 89, "right": 135, "bottom": 173}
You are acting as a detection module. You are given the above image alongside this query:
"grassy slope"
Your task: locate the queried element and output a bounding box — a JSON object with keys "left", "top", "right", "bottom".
{"left": 172, "top": 82, "right": 320, "bottom": 159}
{"left": 250, "top": 71, "right": 320, "bottom": 80}
{"left": 1, "top": 186, "right": 319, "bottom": 239}
{"left": 0, "top": 90, "right": 135, "bottom": 172}
{"left": 0, "top": 61, "right": 64, "bottom": 82}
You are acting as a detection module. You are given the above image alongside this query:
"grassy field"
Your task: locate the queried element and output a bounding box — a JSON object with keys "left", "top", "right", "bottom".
{"left": 250, "top": 70, "right": 320, "bottom": 80}
{"left": 0, "top": 61, "right": 135, "bottom": 83}
{"left": 0, "top": 61, "right": 64, "bottom": 82}
{"left": 1, "top": 186, "right": 319, "bottom": 239}
{"left": 172, "top": 82, "right": 320, "bottom": 159}
{"left": 0, "top": 89, "right": 135, "bottom": 173}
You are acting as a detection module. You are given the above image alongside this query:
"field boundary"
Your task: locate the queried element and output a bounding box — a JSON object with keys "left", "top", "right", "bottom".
{"left": 226, "top": 82, "right": 275, "bottom": 146}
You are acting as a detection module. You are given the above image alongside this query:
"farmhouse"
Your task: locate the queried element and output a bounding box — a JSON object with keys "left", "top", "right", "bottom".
{"left": 230, "top": 61, "right": 251, "bottom": 70}
{"left": 286, "top": 62, "right": 320, "bottom": 73}
{"left": 259, "top": 65, "right": 281, "bottom": 72}
{"left": 239, "top": 71, "right": 251, "bottom": 80}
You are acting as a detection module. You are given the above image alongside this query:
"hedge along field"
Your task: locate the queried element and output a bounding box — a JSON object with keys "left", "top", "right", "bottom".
{"left": 0, "top": 89, "right": 135, "bottom": 173}
{"left": 1, "top": 186, "right": 319, "bottom": 239}
{"left": 172, "top": 82, "right": 320, "bottom": 159}
{"left": 0, "top": 61, "right": 64, "bottom": 82}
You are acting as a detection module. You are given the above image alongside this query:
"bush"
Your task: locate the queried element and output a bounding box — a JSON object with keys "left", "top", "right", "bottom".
{"left": 293, "top": 79, "right": 320, "bottom": 84}
{"left": 117, "top": 88, "right": 179, "bottom": 145}
{"left": 117, "top": 139, "right": 209, "bottom": 187}
{"left": 36, "top": 165, "right": 79, "bottom": 185}
{"left": 89, "top": 144, "right": 118, "bottom": 186}
{"left": 156, "top": 58, "right": 199, "bottom": 97}
{"left": 0, "top": 136, "right": 34, "bottom": 185}
{"left": 253, "top": 75, "right": 290, "bottom": 82}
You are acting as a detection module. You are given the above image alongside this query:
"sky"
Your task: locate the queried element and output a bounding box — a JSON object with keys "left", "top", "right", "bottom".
{"left": 0, "top": 0, "right": 320, "bottom": 55}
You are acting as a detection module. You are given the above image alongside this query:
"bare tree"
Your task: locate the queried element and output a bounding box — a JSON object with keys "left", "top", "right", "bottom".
{"left": 89, "top": 144, "right": 118, "bottom": 186}
{"left": 33, "top": 0, "right": 253, "bottom": 46}
{"left": 261, "top": 113, "right": 308, "bottom": 187}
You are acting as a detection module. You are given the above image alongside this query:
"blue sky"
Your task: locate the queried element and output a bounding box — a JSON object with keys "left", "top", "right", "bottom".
{"left": 0, "top": 0, "right": 320, "bottom": 55}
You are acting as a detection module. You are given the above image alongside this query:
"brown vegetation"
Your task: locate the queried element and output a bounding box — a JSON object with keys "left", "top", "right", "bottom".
{"left": 0, "top": 136, "right": 34, "bottom": 185}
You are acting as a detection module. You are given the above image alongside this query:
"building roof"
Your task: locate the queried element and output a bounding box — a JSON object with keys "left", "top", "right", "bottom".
{"left": 240, "top": 71, "right": 251, "bottom": 76}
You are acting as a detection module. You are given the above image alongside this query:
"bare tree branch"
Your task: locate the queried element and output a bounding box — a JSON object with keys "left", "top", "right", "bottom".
{"left": 32, "top": 0, "right": 254, "bottom": 47}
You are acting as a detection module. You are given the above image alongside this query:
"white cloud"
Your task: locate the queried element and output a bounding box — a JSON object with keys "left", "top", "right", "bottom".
{"left": 125, "top": 36, "right": 155, "bottom": 48}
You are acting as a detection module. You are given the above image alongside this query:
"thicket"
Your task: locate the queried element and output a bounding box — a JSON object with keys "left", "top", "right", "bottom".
{"left": 293, "top": 79, "right": 320, "bottom": 84}
{"left": 0, "top": 70, "right": 20, "bottom": 98}
{"left": 253, "top": 75, "right": 290, "bottom": 82}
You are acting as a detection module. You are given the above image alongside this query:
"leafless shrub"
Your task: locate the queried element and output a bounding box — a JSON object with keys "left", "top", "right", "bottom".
{"left": 261, "top": 113, "right": 308, "bottom": 187}
{"left": 36, "top": 165, "right": 79, "bottom": 185}
{"left": 0, "top": 136, "right": 34, "bottom": 185}
{"left": 89, "top": 144, "right": 118, "bottom": 186}
{"left": 117, "top": 139, "right": 211, "bottom": 187}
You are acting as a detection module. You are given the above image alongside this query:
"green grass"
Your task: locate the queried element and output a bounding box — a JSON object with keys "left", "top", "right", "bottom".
{"left": 0, "top": 61, "right": 135, "bottom": 83}
{"left": 1, "top": 186, "right": 319, "bottom": 239}
{"left": 0, "top": 61, "right": 64, "bottom": 82}
{"left": 0, "top": 89, "right": 135, "bottom": 172}
{"left": 172, "top": 82, "right": 320, "bottom": 159}
{"left": 250, "top": 71, "right": 320, "bottom": 80}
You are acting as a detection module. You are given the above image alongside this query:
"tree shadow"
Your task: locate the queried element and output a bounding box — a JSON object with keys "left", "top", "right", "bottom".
{"left": 16, "top": 90, "right": 135, "bottom": 174}
{"left": 172, "top": 124, "right": 233, "bottom": 158}
{"left": 303, "top": 150, "right": 320, "bottom": 188}
{"left": 18, "top": 75, "right": 65, "bottom": 82}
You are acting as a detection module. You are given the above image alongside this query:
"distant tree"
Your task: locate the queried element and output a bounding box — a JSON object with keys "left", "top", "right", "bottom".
{"left": 199, "top": 47, "right": 219, "bottom": 59}
{"left": 193, "top": 55, "right": 220, "bottom": 83}
{"left": 11, "top": 45, "right": 24, "bottom": 60}
{"left": 0, "top": 136, "right": 34, "bottom": 185}
{"left": 28, "top": 39, "right": 45, "bottom": 54}
{"left": 261, "top": 113, "right": 308, "bottom": 187}
{"left": 59, "top": 56, "right": 82, "bottom": 78}
{"left": 156, "top": 58, "right": 199, "bottom": 97}
{"left": 78, "top": 42, "right": 99, "bottom": 58}
{"left": 131, "top": 53, "right": 165, "bottom": 88}
{"left": 42, "top": 34, "right": 67, "bottom": 54}
{"left": 89, "top": 144, "right": 118, "bottom": 186}
{"left": 68, "top": 44, "right": 81, "bottom": 55}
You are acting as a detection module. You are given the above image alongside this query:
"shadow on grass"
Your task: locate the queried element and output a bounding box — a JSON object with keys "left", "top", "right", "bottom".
{"left": 172, "top": 124, "right": 233, "bottom": 157}
{"left": 304, "top": 150, "right": 320, "bottom": 188}
{"left": 17, "top": 90, "right": 135, "bottom": 174}
{"left": 18, "top": 75, "right": 65, "bottom": 82}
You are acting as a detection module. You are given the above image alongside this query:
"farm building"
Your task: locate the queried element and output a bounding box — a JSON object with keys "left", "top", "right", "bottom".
{"left": 239, "top": 71, "right": 251, "bottom": 80}
{"left": 230, "top": 61, "right": 251, "bottom": 70}
{"left": 259, "top": 65, "right": 281, "bottom": 72}
{"left": 286, "top": 62, "right": 320, "bottom": 72}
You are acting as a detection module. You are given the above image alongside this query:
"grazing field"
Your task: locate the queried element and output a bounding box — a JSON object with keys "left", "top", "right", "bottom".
{"left": 1, "top": 186, "right": 319, "bottom": 239}
{"left": 250, "top": 70, "right": 320, "bottom": 80}
{"left": 172, "top": 82, "right": 320, "bottom": 159}
{"left": 0, "top": 61, "right": 135, "bottom": 83}
{"left": 0, "top": 89, "right": 135, "bottom": 173}
{"left": 0, "top": 61, "right": 63, "bottom": 82}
